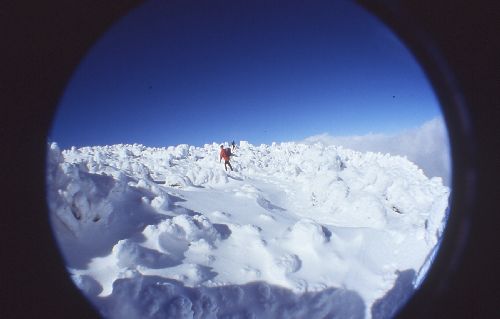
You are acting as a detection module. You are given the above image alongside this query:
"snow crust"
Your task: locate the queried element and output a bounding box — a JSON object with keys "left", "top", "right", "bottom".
{"left": 46, "top": 141, "right": 449, "bottom": 319}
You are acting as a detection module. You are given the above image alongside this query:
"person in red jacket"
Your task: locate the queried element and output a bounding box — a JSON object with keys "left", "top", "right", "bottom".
{"left": 219, "top": 145, "right": 233, "bottom": 171}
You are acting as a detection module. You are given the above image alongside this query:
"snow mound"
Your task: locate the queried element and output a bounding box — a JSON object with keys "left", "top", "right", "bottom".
{"left": 46, "top": 141, "right": 449, "bottom": 319}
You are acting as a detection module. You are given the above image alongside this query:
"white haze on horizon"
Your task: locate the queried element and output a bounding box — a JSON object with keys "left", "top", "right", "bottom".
{"left": 302, "top": 117, "right": 451, "bottom": 186}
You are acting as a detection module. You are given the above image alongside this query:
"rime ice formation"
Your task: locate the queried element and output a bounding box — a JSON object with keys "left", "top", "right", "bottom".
{"left": 46, "top": 141, "right": 449, "bottom": 319}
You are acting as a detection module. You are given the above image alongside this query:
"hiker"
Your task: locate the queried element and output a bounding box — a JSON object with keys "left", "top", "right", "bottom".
{"left": 231, "top": 140, "right": 236, "bottom": 151}
{"left": 220, "top": 145, "right": 233, "bottom": 171}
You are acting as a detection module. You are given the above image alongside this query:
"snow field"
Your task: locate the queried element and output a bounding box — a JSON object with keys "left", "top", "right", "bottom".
{"left": 46, "top": 141, "right": 449, "bottom": 319}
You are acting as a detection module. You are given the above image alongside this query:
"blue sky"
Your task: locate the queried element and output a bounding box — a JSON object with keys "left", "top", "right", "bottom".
{"left": 49, "top": 0, "right": 442, "bottom": 149}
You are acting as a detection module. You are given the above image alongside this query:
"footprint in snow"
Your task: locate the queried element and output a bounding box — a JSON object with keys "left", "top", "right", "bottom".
{"left": 257, "top": 196, "right": 286, "bottom": 212}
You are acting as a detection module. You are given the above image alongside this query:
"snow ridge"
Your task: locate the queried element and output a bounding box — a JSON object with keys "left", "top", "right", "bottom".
{"left": 46, "top": 141, "right": 449, "bottom": 319}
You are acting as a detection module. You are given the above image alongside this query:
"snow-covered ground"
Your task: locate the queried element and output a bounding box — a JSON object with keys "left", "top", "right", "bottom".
{"left": 46, "top": 141, "right": 449, "bottom": 319}
{"left": 303, "top": 117, "right": 451, "bottom": 187}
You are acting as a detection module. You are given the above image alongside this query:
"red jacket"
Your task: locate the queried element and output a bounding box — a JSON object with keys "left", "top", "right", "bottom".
{"left": 220, "top": 149, "right": 229, "bottom": 161}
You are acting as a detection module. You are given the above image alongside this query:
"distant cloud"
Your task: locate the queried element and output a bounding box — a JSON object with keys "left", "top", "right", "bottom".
{"left": 302, "top": 117, "right": 451, "bottom": 186}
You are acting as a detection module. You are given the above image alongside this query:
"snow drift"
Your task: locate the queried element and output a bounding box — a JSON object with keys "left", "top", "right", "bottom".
{"left": 46, "top": 141, "right": 449, "bottom": 319}
{"left": 303, "top": 117, "right": 451, "bottom": 186}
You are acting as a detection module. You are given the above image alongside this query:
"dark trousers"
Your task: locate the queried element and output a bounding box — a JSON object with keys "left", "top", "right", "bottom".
{"left": 224, "top": 160, "right": 233, "bottom": 171}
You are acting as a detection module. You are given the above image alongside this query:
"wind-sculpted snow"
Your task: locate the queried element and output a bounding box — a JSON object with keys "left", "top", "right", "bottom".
{"left": 46, "top": 141, "right": 449, "bottom": 319}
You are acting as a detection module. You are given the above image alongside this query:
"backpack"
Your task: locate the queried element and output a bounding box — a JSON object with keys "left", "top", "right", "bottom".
{"left": 225, "top": 147, "right": 232, "bottom": 157}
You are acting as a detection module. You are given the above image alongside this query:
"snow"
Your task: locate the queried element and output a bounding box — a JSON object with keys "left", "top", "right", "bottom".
{"left": 46, "top": 141, "right": 449, "bottom": 319}
{"left": 303, "top": 117, "right": 451, "bottom": 186}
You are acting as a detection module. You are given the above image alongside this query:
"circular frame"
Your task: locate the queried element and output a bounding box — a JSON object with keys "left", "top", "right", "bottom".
{"left": 2, "top": 1, "right": 498, "bottom": 318}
